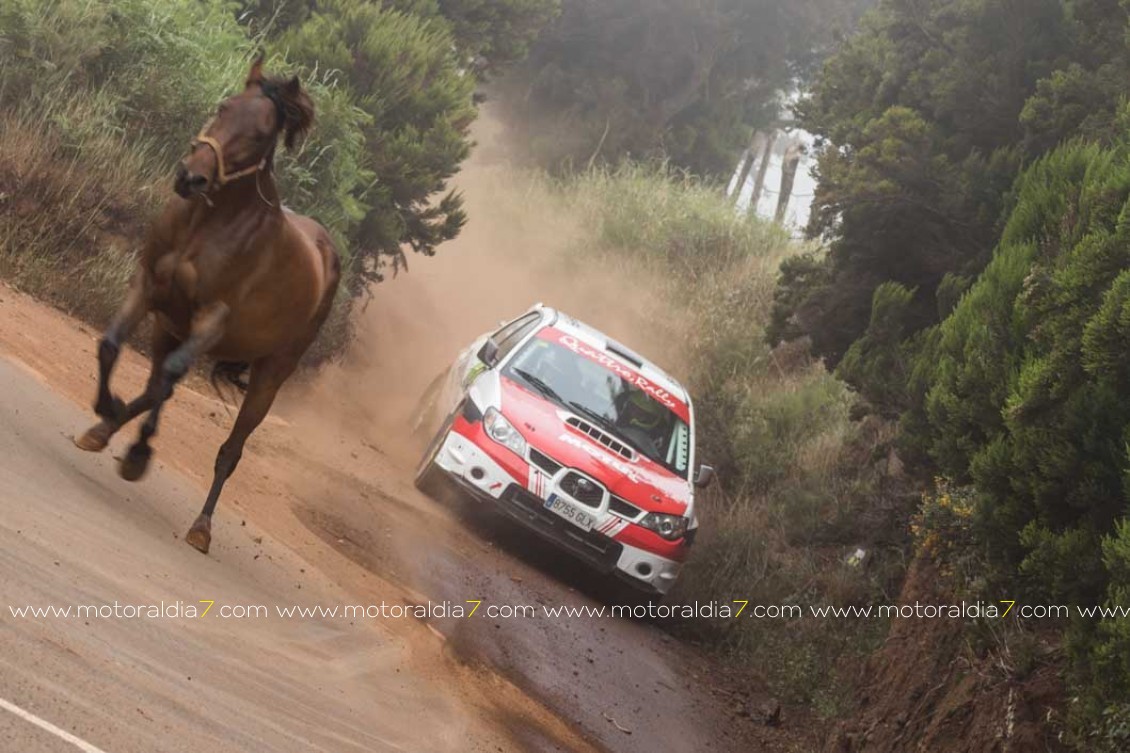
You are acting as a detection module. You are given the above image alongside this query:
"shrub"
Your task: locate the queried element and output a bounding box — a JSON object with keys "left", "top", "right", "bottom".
{"left": 276, "top": 0, "right": 477, "bottom": 288}
{"left": 836, "top": 281, "right": 916, "bottom": 416}
{"left": 911, "top": 478, "right": 979, "bottom": 583}
{"left": 909, "top": 132, "right": 1130, "bottom": 732}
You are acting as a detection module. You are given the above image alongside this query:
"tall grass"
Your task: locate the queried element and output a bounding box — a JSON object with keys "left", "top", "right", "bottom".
{"left": 0, "top": 0, "right": 253, "bottom": 158}
{"left": 0, "top": 105, "right": 161, "bottom": 322}
{"left": 0, "top": 0, "right": 251, "bottom": 327}
{"left": 0, "top": 0, "right": 375, "bottom": 358}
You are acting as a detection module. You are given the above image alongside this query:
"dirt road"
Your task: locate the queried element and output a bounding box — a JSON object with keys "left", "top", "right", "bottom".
{"left": 0, "top": 288, "right": 600, "bottom": 752}
{"left": 0, "top": 351, "right": 477, "bottom": 752}
{"left": 0, "top": 275, "right": 812, "bottom": 752}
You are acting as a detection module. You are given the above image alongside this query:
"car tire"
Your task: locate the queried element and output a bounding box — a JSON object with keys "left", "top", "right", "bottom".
{"left": 414, "top": 406, "right": 457, "bottom": 500}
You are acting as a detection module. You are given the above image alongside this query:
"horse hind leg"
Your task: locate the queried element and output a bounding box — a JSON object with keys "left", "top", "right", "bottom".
{"left": 76, "top": 328, "right": 180, "bottom": 452}
{"left": 187, "top": 359, "right": 287, "bottom": 554}
{"left": 187, "top": 259, "right": 337, "bottom": 554}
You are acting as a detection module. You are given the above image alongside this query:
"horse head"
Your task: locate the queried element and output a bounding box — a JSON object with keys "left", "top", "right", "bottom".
{"left": 174, "top": 56, "right": 314, "bottom": 199}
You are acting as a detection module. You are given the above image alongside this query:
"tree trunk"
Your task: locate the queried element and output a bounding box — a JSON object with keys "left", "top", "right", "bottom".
{"left": 731, "top": 131, "right": 766, "bottom": 204}
{"left": 774, "top": 139, "right": 803, "bottom": 224}
{"left": 727, "top": 147, "right": 751, "bottom": 198}
{"left": 749, "top": 130, "right": 777, "bottom": 216}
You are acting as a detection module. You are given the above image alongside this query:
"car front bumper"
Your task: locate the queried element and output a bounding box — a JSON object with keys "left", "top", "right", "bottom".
{"left": 433, "top": 427, "right": 684, "bottom": 594}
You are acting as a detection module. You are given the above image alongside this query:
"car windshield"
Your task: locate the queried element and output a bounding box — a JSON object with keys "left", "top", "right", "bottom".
{"left": 504, "top": 336, "right": 691, "bottom": 478}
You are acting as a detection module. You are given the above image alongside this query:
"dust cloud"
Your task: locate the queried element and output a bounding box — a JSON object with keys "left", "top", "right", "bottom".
{"left": 283, "top": 109, "right": 684, "bottom": 459}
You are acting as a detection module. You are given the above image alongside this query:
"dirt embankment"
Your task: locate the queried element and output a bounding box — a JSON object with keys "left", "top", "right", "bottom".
{"left": 823, "top": 557, "right": 1066, "bottom": 753}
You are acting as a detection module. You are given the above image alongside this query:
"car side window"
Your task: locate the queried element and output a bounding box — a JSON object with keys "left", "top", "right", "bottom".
{"left": 493, "top": 313, "right": 541, "bottom": 362}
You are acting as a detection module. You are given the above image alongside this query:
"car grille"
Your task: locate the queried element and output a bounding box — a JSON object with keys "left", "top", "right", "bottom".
{"left": 565, "top": 416, "right": 634, "bottom": 460}
{"left": 529, "top": 448, "right": 563, "bottom": 476}
{"left": 499, "top": 485, "right": 624, "bottom": 570}
{"left": 558, "top": 472, "right": 605, "bottom": 507}
{"left": 608, "top": 495, "right": 643, "bottom": 520}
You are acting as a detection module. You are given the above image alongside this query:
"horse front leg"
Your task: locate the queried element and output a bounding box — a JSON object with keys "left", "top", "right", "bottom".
{"left": 186, "top": 358, "right": 288, "bottom": 554}
{"left": 119, "top": 302, "right": 229, "bottom": 482}
{"left": 90, "top": 268, "right": 149, "bottom": 425}
{"left": 76, "top": 327, "right": 181, "bottom": 452}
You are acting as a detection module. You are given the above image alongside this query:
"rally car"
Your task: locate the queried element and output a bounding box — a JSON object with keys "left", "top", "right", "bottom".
{"left": 413, "top": 304, "right": 714, "bottom": 594}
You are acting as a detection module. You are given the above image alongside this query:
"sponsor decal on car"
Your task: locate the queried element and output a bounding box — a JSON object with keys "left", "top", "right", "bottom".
{"left": 554, "top": 332, "right": 685, "bottom": 416}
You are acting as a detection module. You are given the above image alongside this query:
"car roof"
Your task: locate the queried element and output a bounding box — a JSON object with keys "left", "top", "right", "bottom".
{"left": 533, "top": 305, "right": 691, "bottom": 407}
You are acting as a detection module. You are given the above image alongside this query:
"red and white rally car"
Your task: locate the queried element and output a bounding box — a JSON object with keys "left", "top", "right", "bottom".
{"left": 413, "top": 304, "right": 714, "bottom": 594}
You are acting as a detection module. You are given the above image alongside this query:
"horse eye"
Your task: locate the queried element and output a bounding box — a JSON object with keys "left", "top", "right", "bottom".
{"left": 217, "top": 102, "right": 229, "bottom": 114}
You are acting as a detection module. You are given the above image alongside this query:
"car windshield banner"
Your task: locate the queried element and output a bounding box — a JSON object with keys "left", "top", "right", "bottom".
{"left": 537, "top": 327, "right": 690, "bottom": 422}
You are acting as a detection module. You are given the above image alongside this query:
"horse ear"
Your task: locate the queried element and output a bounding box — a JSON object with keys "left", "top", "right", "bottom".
{"left": 246, "top": 54, "right": 265, "bottom": 86}
{"left": 284, "top": 76, "right": 301, "bottom": 96}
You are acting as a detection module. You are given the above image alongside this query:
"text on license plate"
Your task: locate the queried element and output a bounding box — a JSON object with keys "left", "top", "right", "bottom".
{"left": 544, "top": 493, "right": 597, "bottom": 531}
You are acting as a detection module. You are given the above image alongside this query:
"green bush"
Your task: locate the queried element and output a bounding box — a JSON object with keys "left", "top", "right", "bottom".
{"left": 837, "top": 281, "right": 917, "bottom": 417}
{"left": 277, "top": 1, "right": 476, "bottom": 288}
{"left": 911, "top": 479, "right": 976, "bottom": 563}
{"left": 910, "top": 131, "right": 1130, "bottom": 732}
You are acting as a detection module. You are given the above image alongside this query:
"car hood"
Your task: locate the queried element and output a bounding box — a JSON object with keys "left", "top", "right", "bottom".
{"left": 499, "top": 376, "right": 692, "bottom": 516}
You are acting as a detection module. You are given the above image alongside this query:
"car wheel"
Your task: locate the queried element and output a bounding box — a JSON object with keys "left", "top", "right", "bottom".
{"left": 414, "top": 406, "right": 457, "bottom": 499}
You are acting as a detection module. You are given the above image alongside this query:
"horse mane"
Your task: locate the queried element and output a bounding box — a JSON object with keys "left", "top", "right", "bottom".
{"left": 261, "top": 75, "right": 314, "bottom": 151}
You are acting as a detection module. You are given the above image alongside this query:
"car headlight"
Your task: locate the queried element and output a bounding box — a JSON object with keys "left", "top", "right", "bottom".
{"left": 639, "top": 512, "right": 688, "bottom": 541}
{"left": 483, "top": 407, "right": 527, "bottom": 457}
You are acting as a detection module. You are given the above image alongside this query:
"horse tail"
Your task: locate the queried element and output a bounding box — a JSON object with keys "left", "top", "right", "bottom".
{"left": 209, "top": 361, "right": 250, "bottom": 417}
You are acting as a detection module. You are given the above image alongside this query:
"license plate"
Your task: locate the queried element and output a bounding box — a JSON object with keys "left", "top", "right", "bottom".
{"left": 544, "top": 493, "right": 597, "bottom": 531}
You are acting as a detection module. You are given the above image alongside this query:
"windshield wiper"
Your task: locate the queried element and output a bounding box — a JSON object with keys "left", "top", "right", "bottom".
{"left": 511, "top": 368, "right": 566, "bottom": 405}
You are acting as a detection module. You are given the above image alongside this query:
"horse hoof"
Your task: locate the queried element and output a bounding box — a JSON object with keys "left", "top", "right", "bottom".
{"left": 74, "top": 422, "right": 113, "bottom": 453}
{"left": 119, "top": 443, "right": 152, "bottom": 482}
{"left": 185, "top": 517, "right": 211, "bottom": 554}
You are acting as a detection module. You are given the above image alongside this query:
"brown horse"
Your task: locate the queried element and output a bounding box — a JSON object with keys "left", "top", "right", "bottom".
{"left": 75, "top": 58, "right": 341, "bottom": 554}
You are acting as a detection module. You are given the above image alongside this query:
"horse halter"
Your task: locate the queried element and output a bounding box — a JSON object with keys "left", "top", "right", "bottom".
{"left": 191, "top": 127, "right": 268, "bottom": 187}
{"left": 189, "top": 83, "right": 287, "bottom": 189}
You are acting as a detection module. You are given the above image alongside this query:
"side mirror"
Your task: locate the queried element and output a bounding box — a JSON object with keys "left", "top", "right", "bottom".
{"left": 477, "top": 338, "right": 500, "bottom": 368}
{"left": 694, "top": 464, "right": 715, "bottom": 489}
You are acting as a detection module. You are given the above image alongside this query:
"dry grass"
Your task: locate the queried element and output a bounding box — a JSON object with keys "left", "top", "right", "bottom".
{"left": 0, "top": 107, "right": 162, "bottom": 324}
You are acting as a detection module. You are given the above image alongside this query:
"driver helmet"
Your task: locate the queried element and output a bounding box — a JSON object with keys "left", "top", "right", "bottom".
{"left": 622, "top": 389, "right": 665, "bottom": 431}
